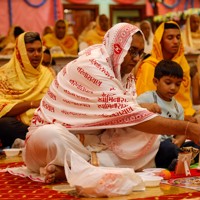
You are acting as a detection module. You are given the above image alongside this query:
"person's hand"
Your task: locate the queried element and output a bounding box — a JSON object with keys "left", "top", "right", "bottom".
{"left": 172, "top": 135, "right": 186, "bottom": 148}
{"left": 184, "top": 115, "right": 198, "bottom": 123}
{"left": 186, "top": 122, "right": 200, "bottom": 145}
{"left": 5, "top": 100, "right": 41, "bottom": 117}
{"left": 139, "top": 103, "right": 161, "bottom": 114}
{"left": 30, "top": 100, "right": 41, "bottom": 109}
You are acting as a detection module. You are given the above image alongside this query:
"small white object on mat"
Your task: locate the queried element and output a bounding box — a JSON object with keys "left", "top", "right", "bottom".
{"left": 3, "top": 148, "right": 22, "bottom": 157}
{"left": 136, "top": 172, "right": 163, "bottom": 187}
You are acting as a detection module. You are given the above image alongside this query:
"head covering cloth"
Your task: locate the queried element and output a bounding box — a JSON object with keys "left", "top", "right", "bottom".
{"left": 136, "top": 21, "right": 194, "bottom": 115}
{"left": 181, "top": 14, "right": 200, "bottom": 51}
{"left": 82, "top": 15, "right": 109, "bottom": 46}
{"left": 139, "top": 20, "right": 154, "bottom": 54}
{"left": 0, "top": 32, "right": 54, "bottom": 125}
{"left": 42, "top": 20, "right": 78, "bottom": 55}
{"left": 32, "top": 23, "right": 157, "bottom": 130}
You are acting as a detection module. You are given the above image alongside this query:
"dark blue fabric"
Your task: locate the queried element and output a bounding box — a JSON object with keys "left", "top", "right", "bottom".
{"left": 155, "top": 138, "right": 179, "bottom": 169}
{"left": 155, "top": 138, "right": 200, "bottom": 170}
{"left": 0, "top": 117, "right": 28, "bottom": 148}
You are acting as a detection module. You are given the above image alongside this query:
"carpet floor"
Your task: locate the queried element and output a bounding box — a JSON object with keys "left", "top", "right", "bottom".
{"left": 1, "top": 158, "right": 200, "bottom": 200}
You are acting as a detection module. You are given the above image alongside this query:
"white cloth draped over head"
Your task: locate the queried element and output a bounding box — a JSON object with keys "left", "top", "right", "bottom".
{"left": 181, "top": 14, "right": 200, "bottom": 52}
{"left": 32, "top": 23, "right": 157, "bottom": 130}
{"left": 139, "top": 20, "right": 154, "bottom": 54}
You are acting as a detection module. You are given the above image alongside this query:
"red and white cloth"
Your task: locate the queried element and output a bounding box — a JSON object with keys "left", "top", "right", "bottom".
{"left": 24, "top": 23, "right": 160, "bottom": 175}
{"left": 31, "top": 23, "right": 156, "bottom": 129}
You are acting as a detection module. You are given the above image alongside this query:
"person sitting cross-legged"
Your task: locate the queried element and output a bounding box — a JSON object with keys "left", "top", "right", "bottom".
{"left": 137, "top": 60, "right": 200, "bottom": 170}
{"left": 23, "top": 23, "right": 200, "bottom": 184}
{"left": 136, "top": 21, "right": 197, "bottom": 123}
{"left": 0, "top": 32, "right": 54, "bottom": 148}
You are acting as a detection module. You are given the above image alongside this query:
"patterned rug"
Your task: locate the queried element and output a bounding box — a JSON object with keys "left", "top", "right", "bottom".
{"left": 136, "top": 192, "right": 200, "bottom": 200}
{"left": 1, "top": 162, "right": 200, "bottom": 200}
{"left": 0, "top": 162, "right": 79, "bottom": 200}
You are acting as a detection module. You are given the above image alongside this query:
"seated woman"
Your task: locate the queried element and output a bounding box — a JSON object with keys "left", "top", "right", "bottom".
{"left": 42, "top": 47, "right": 56, "bottom": 76}
{"left": 181, "top": 14, "right": 200, "bottom": 53}
{"left": 42, "top": 19, "right": 78, "bottom": 56}
{"left": 78, "top": 21, "right": 96, "bottom": 51}
{"left": 42, "top": 26, "right": 53, "bottom": 37}
{"left": 22, "top": 23, "right": 200, "bottom": 184}
{"left": 139, "top": 20, "right": 154, "bottom": 54}
{"left": 190, "top": 61, "right": 200, "bottom": 123}
{"left": 0, "top": 32, "right": 54, "bottom": 148}
{"left": 82, "top": 14, "right": 109, "bottom": 47}
{"left": 0, "top": 26, "right": 24, "bottom": 55}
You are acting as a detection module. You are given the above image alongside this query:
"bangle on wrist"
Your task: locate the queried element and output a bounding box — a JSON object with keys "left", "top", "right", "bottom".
{"left": 30, "top": 101, "right": 33, "bottom": 108}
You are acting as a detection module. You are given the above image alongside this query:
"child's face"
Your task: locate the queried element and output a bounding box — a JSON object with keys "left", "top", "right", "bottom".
{"left": 153, "top": 76, "right": 182, "bottom": 101}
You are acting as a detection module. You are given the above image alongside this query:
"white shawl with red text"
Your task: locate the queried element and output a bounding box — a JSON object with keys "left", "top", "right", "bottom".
{"left": 31, "top": 23, "right": 157, "bottom": 130}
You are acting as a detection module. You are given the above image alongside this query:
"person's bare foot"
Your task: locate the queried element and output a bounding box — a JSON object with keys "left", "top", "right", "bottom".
{"left": 40, "top": 165, "right": 66, "bottom": 184}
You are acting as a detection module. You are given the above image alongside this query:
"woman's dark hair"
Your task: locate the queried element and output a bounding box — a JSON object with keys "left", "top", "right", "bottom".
{"left": 24, "top": 32, "right": 41, "bottom": 44}
{"left": 43, "top": 48, "right": 51, "bottom": 55}
{"left": 43, "top": 48, "right": 56, "bottom": 65}
{"left": 154, "top": 60, "right": 183, "bottom": 79}
{"left": 14, "top": 26, "right": 24, "bottom": 38}
{"left": 164, "top": 22, "right": 179, "bottom": 30}
{"left": 55, "top": 19, "right": 65, "bottom": 27}
{"left": 135, "top": 30, "right": 143, "bottom": 36}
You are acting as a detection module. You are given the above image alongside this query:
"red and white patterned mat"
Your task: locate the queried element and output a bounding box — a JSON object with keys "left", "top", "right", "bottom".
{"left": 0, "top": 162, "right": 79, "bottom": 200}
